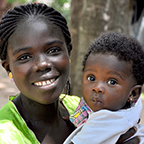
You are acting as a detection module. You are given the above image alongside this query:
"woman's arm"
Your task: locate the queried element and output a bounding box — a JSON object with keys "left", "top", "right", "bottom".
{"left": 116, "top": 127, "right": 140, "bottom": 144}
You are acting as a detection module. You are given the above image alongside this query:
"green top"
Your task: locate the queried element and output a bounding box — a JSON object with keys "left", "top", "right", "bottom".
{"left": 0, "top": 94, "right": 80, "bottom": 144}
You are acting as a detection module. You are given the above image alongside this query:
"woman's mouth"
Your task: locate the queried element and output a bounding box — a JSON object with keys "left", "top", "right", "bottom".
{"left": 33, "top": 78, "right": 56, "bottom": 87}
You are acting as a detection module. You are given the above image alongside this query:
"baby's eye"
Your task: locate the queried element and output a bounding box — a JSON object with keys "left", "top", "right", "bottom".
{"left": 87, "top": 75, "right": 95, "bottom": 81}
{"left": 47, "top": 47, "right": 61, "bottom": 54}
{"left": 107, "top": 79, "right": 118, "bottom": 85}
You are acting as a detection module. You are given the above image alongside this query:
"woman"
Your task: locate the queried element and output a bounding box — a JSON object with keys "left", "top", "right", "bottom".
{"left": 0, "top": 3, "right": 140, "bottom": 144}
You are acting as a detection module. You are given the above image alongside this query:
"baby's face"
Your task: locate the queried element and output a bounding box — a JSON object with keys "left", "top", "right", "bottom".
{"left": 82, "top": 53, "right": 135, "bottom": 112}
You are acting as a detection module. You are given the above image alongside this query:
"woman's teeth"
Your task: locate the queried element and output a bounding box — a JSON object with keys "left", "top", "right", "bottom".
{"left": 34, "top": 79, "right": 55, "bottom": 86}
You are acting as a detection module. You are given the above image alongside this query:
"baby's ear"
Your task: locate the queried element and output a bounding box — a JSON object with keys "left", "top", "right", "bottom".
{"left": 129, "top": 85, "right": 142, "bottom": 102}
{"left": 1, "top": 59, "right": 10, "bottom": 73}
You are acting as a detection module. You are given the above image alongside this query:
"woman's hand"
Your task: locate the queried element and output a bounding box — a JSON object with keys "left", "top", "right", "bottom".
{"left": 116, "top": 127, "right": 140, "bottom": 144}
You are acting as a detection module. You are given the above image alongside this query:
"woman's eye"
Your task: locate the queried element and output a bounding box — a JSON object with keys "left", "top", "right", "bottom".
{"left": 87, "top": 76, "right": 95, "bottom": 81}
{"left": 107, "top": 79, "right": 118, "bottom": 85}
{"left": 47, "top": 48, "right": 61, "bottom": 54}
{"left": 18, "top": 55, "right": 32, "bottom": 61}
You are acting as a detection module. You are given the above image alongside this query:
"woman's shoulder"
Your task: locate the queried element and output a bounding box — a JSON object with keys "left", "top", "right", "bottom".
{"left": 0, "top": 98, "right": 40, "bottom": 144}
{"left": 60, "top": 94, "right": 80, "bottom": 115}
{"left": 0, "top": 101, "right": 14, "bottom": 119}
{"left": 0, "top": 95, "right": 18, "bottom": 118}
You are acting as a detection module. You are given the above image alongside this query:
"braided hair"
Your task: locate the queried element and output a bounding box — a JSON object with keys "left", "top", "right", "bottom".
{"left": 0, "top": 3, "right": 72, "bottom": 60}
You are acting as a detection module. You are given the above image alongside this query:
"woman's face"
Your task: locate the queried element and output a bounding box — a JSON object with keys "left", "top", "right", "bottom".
{"left": 6, "top": 18, "right": 70, "bottom": 104}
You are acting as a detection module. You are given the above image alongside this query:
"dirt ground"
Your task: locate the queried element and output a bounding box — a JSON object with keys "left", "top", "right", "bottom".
{"left": 0, "top": 62, "right": 19, "bottom": 108}
{"left": 1, "top": 63, "right": 144, "bottom": 125}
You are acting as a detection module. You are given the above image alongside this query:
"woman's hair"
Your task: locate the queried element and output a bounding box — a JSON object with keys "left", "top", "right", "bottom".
{"left": 0, "top": 3, "right": 72, "bottom": 60}
{"left": 83, "top": 31, "right": 144, "bottom": 85}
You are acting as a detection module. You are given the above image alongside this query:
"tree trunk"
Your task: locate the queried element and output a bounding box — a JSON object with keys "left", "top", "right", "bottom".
{"left": 69, "top": 0, "right": 134, "bottom": 96}
{"left": 0, "top": 0, "right": 6, "bottom": 20}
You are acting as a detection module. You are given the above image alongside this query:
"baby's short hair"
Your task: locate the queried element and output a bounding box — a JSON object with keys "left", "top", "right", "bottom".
{"left": 83, "top": 31, "right": 144, "bottom": 85}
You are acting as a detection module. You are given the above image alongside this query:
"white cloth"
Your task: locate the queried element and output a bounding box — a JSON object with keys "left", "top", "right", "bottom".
{"left": 64, "top": 98, "right": 144, "bottom": 144}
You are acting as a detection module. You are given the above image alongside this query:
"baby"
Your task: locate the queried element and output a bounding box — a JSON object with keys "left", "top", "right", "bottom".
{"left": 64, "top": 31, "right": 144, "bottom": 144}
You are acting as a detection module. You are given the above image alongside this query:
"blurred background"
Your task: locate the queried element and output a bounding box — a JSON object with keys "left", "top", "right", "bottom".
{"left": 0, "top": 0, "right": 144, "bottom": 124}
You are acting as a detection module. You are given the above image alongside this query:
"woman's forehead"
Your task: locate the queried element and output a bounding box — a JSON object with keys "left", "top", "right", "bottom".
{"left": 8, "top": 18, "right": 65, "bottom": 47}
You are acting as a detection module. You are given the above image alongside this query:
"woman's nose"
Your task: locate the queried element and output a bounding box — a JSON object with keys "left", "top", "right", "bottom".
{"left": 92, "top": 83, "right": 105, "bottom": 94}
{"left": 33, "top": 56, "right": 52, "bottom": 72}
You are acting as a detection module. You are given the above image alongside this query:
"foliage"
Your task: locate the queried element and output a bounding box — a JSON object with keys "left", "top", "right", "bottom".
{"left": 51, "top": 0, "right": 70, "bottom": 22}
{"left": 7, "top": 0, "right": 36, "bottom": 4}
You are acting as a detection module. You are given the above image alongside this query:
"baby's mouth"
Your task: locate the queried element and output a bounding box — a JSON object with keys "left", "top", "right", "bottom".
{"left": 92, "top": 97, "right": 102, "bottom": 104}
{"left": 33, "top": 78, "right": 56, "bottom": 87}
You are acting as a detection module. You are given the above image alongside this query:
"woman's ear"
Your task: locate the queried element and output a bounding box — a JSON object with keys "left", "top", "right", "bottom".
{"left": 1, "top": 59, "right": 10, "bottom": 73}
{"left": 67, "top": 43, "right": 72, "bottom": 56}
{"left": 129, "top": 85, "right": 142, "bottom": 102}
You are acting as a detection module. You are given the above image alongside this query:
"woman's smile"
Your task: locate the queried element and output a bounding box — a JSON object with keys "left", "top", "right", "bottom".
{"left": 32, "top": 75, "right": 59, "bottom": 90}
{"left": 33, "top": 78, "right": 56, "bottom": 87}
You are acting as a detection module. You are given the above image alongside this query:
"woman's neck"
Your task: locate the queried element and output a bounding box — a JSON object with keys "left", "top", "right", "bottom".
{"left": 12, "top": 93, "right": 75, "bottom": 143}
{"left": 13, "top": 93, "right": 62, "bottom": 123}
